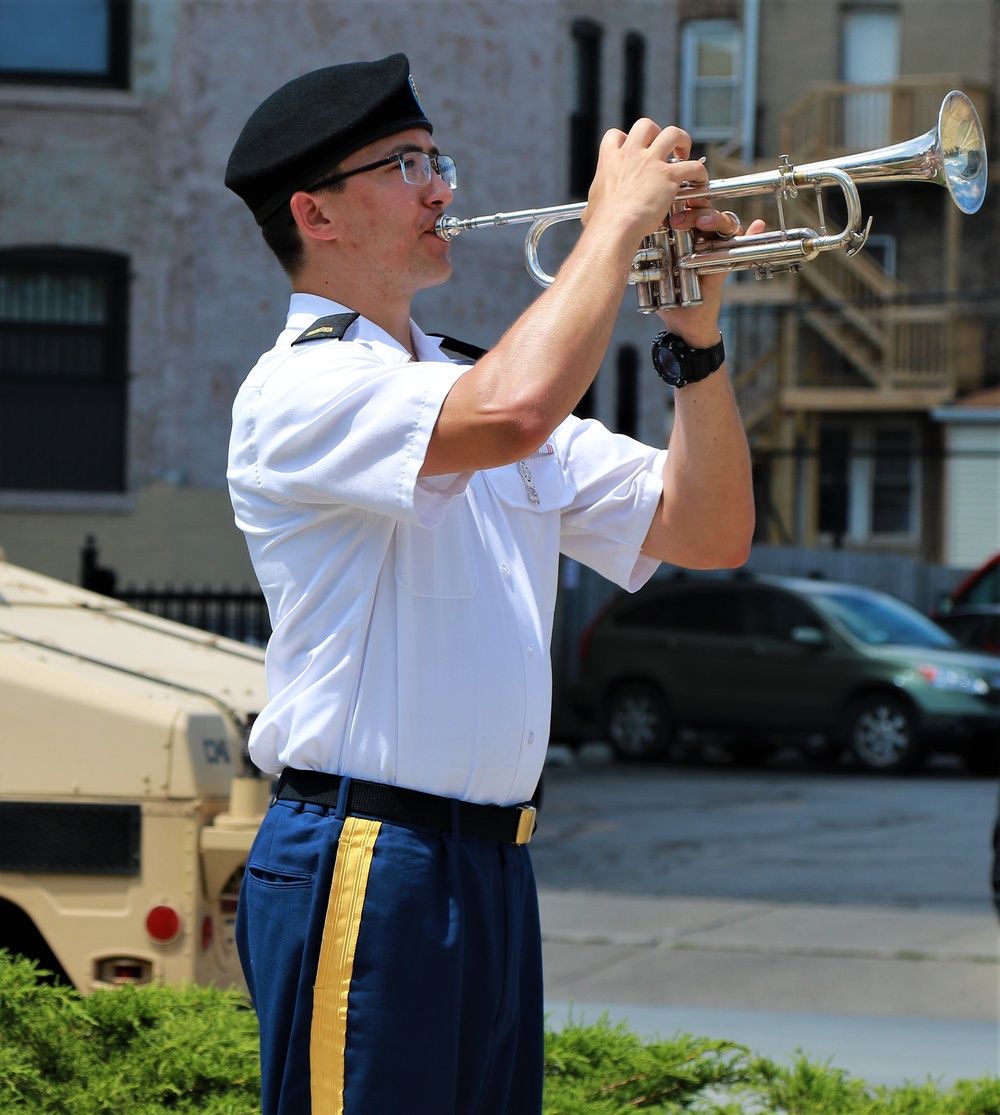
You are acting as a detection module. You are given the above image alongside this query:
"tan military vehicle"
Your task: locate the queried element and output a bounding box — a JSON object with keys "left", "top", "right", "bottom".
{"left": 0, "top": 553, "right": 271, "bottom": 993}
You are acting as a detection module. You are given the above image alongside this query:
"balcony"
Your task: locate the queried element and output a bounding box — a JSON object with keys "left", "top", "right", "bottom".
{"left": 716, "top": 78, "right": 989, "bottom": 429}
{"left": 780, "top": 77, "right": 989, "bottom": 163}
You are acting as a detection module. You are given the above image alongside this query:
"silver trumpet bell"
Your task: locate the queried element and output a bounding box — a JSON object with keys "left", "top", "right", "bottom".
{"left": 434, "top": 90, "right": 987, "bottom": 313}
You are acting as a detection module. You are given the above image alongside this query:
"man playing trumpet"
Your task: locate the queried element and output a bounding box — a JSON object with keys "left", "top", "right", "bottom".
{"left": 224, "top": 52, "right": 757, "bottom": 1115}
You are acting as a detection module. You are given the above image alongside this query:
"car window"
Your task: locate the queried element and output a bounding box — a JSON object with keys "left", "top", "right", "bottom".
{"left": 944, "top": 612, "right": 1000, "bottom": 653}
{"left": 949, "top": 616, "right": 986, "bottom": 644}
{"left": 963, "top": 563, "right": 1000, "bottom": 606}
{"left": 745, "top": 590, "right": 818, "bottom": 640}
{"left": 616, "top": 588, "right": 742, "bottom": 635}
{"left": 807, "top": 589, "right": 956, "bottom": 648}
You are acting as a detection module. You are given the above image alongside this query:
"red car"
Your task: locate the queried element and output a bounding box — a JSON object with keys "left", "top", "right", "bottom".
{"left": 935, "top": 552, "right": 1000, "bottom": 655}
{"left": 945, "top": 551, "right": 1000, "bottom": 610}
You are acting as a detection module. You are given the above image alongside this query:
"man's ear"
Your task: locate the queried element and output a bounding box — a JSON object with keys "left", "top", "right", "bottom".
{"left": 289, "top": 190, "right": 339, "bottom": 242}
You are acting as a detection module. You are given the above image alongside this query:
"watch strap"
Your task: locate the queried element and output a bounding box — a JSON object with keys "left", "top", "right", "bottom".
{"left": 652, "top": 331, "right": 726, "bottom": 387}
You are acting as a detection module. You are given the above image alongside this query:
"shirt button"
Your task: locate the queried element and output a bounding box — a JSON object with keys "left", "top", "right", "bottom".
{"left": 527, "top": 645, "right": 534, "bottom": 657}
{"left": 527, "top": 731, "right": 535, "bottom": 746}
{"left": 500, "top": 564, "right": 510, "bottom": 577}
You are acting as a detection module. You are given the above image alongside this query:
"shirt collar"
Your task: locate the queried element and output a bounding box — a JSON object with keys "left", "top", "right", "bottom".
{"left": 285, "top": 293, "right": 446, "bottom": 362}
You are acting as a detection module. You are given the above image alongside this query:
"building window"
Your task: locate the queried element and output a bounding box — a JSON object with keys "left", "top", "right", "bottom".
{"left": 0, "top": 0, "right": 130, "bottom": 89}
{"left": 569, "top": 18, "right": 603, "bottom": 199}
{"left": 0, "top": 249, "right": 129, "bottom": 492}
{"left": 870, "top": 426, "right": 916, "bottom": 535}
{"left": 622, "top": 32, "right": 646, "bottom": 129}
{"left": 818, "top": 426, "right": 852, "bottom": 542}
{"left": 862, "top": 233, "right": 897, "bottom": 277}
{"left": 840, "top": 5, "right": 899, "bottom": 149}
{"left": 574, "top": 384, "right": 596, "bottom": 421}
{"left": 680, "top": 21, "right": 742, "bottom": 144}
{"left": 817, "top": 420, "right": 919, "bottom": 544}
{"left": 615, "top": 346, "right": 639, "bottom": 437}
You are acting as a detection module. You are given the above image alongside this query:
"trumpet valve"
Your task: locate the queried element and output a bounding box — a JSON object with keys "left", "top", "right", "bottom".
{"left": 777, "top": 155, "right": 799, "bottom": 200}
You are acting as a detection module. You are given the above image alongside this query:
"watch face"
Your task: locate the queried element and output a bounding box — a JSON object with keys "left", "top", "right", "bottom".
{"left": 652, "top": 331, "right": 724, "bottom": 387}
{"left": 653, "top": 342, "right": 685, "bottom": 386}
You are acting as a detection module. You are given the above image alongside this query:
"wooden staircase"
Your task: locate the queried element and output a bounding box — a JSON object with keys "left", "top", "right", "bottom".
{"left": 714, "top": 78, "right": 987, "bottom": 432}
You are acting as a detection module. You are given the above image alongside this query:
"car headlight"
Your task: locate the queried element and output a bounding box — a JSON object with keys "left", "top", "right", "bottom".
{"left": 916, "top": 663, "right": 990, "bottom": 696}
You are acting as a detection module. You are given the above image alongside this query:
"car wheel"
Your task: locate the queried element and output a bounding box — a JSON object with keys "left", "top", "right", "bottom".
{"left": 845, "top": 694, "right": 920, "bottom": 773}
{"left": 605, "top": 681, "right": 672, "bottom": 761}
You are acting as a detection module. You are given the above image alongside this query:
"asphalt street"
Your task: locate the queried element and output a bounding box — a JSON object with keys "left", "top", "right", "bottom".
{"left": 532, "top": 745, "right": 1000, "bottom": 1089}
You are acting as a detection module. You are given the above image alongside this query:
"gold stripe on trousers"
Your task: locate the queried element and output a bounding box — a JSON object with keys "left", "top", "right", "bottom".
{"left": 310, "top": 816, "right": 382, "bottom": 1114}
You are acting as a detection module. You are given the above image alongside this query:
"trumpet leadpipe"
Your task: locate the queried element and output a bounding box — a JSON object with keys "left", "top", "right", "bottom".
{"left": 435, "top": 203, "right": 585, "bottom": 242}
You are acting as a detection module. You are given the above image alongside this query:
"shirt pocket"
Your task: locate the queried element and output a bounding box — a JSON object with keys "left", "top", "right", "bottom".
{"left": 395, "top": 498, "right": 479, "bottom": 598}
{"left": 484, "top": 450, "right": 574, "bottom": 513}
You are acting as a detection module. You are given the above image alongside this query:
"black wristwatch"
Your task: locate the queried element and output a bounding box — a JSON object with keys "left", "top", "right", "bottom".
{"left": 652, "top": 331, "right": 726, "bottom": 388}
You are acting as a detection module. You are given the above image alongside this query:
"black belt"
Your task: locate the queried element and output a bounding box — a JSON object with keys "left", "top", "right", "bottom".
{"left": 274, "top": 768, "right": 537, "bottom": 845}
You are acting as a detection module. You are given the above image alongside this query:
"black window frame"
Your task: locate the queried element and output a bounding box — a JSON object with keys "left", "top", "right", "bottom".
{"left": 622, "top": 31, "right": 646, "bottom": 130}
{"left": 615, "top": 344, "right": 639, "bottom": 438}
{"left": 0, "top": 246, "right": 130, "bottom": 493}
{"left": 0, "top": 0, "right": 131, "bottom": 90}
{"left": 569, "top": 18, "right": 603, "bottom": 199}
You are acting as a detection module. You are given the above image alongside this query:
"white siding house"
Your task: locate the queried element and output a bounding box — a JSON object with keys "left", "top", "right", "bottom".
{"left": 933, "top": 389, "right": 1000, "bottom": 568}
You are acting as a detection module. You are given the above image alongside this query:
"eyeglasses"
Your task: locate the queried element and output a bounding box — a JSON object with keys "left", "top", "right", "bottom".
{"left": 308, "top": 150, "right": 457, "bottom": 193}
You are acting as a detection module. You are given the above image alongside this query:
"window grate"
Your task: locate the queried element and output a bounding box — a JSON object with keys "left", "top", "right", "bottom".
{"left": 0, "top": 802, "right": 141, "bottom": 875}
{"left": 0, "top": 249, "right": 128, "bottom": 492}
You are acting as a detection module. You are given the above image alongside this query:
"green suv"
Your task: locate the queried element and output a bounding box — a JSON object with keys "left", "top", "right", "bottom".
{"left": 572, "top": 573, "right": 1000, "bottom": 774}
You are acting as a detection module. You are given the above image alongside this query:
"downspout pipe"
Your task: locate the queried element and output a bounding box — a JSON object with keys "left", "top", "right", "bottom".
{"left": 742, "top": 0, "right": 760, "bottom": 163}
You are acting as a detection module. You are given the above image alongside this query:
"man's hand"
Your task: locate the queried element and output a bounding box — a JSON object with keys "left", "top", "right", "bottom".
{"left": 658, "top": 204, "right": 767, "bottom": 347}
{"left": 421, "top": 121, "right": 761, "bottom": 480}
{"left": 581, "top": 119, "right": 710, "bottom": 243}
{"left": 581, "top": 120, "right": 766, "bottom": 347}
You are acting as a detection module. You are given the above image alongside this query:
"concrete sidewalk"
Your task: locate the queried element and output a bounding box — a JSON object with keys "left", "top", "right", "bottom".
{"left": 540, "top": 888, "right": 1000, "bottom": 1088}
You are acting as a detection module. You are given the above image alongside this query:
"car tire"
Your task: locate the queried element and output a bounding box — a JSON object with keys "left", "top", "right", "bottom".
{"left": 605, "top": 681, "right": 672, "bottom": 761}
{"left": 845, "top": 693, "right": 921, "bottom": 773}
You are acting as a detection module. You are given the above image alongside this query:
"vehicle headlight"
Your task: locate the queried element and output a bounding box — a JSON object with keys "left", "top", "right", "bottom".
{"left": 916, "top": 663, "right": 990, "bottom": 695}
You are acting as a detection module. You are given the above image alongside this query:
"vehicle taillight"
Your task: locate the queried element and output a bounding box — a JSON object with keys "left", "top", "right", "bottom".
{"left": 578, "top": 597, "right": 618, "bottom": 662}
{"left": 145, "top": 904, "right": 182, "bottom": 944}
{"left": 96, "top": 957, "right": 153, "bottom": 985}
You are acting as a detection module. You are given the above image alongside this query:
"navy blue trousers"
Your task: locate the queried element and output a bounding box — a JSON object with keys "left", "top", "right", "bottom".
{"left": 236, "top": 793, "right": 544, "bottom": 1115}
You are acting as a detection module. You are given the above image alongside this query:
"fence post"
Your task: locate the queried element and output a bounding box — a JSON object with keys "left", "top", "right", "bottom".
{"left": 79, "top": 536, "right": 117, "bottom": 597}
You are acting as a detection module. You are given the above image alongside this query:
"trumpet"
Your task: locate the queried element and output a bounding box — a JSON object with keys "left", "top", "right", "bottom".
{"left": 435, "top": 90, "right": 987, "bottom": 313}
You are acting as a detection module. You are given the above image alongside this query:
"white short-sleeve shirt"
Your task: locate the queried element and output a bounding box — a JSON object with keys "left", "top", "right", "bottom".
{"left": 228, "top": 293, "right": 667, "bottom": 806}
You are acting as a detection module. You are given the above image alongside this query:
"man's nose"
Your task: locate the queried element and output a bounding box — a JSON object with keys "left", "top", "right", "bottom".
{"left": 426, "top": 169, "right": 453, "bottom": 206}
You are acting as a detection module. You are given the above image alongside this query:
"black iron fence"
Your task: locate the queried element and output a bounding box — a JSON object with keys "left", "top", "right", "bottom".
{"left": 80, "top": 537, "right": 270, "bottom": 647}
{"left": 115, "top": 585, "right": 271, "bottom": 647}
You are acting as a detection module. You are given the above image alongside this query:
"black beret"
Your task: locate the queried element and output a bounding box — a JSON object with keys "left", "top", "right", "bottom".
{"left": 225, "top": 53, "right": 432, "bottom": 226}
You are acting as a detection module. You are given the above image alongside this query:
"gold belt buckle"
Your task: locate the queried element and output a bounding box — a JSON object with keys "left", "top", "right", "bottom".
{"left": 514, "top": 804, "right": 537, "bottom": 845}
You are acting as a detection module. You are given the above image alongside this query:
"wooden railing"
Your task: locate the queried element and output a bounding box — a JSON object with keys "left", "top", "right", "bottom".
{"left": 732, "top": 347, "right": 780, "bottom": 433}
{"left": 780, "top": 77, "right": 989, "bottom": 163}
{"left": 715, "top": 77, "right": 989, "bottom": 414}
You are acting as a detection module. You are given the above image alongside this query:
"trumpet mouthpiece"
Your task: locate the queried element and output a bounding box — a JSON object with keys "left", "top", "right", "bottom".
{"left": 435, "top": 215, "right": 463, "bottom": 241}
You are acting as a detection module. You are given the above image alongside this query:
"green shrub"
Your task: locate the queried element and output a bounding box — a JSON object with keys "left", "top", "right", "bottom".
{"left": 543, "top": 1017, "right": 1000, "bottom": 1114}
{"left": 0, "top": 951, "right": 260, "bottom": 1114}
{"left": 543, "top": 1016, "right": 754, "bottom": 1112}
{"left": 1, "top": 951, "right": 997, "bottom": 1113}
